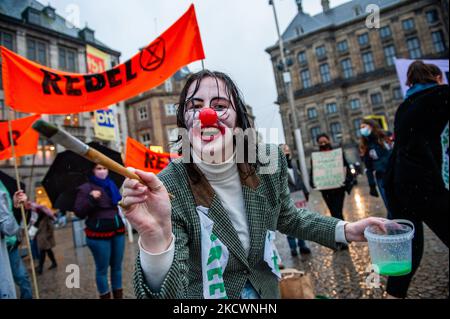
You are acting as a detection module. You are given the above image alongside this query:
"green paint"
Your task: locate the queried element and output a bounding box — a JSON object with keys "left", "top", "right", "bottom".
{"left": 271, "top": 250, "right": 279, "bottom": 273}
{"left": 210, "top": 233, "right": 218, "bottom": 241}
{"left": 209, "top": 282, "right": 226, "bottom": 296}
{"left": 207, "top": 246, "right": 222, "bottom": 265}
{"left": 207, "top": 267, "right": 223, "bottom": 281}
{"left": 376, "top": 261, "right": 412, "bottom": 276}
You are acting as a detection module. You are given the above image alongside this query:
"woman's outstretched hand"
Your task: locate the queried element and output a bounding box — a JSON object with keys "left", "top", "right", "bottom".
{"left": 121, "top": 168, "right": 172, "bottom": 253}
{"left": 345, "top": 217, "right": 388, "bottom": 242}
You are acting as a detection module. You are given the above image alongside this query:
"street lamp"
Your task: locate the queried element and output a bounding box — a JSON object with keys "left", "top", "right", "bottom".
{"left": 269, "top": 0, "right": 310, "bottom": 191}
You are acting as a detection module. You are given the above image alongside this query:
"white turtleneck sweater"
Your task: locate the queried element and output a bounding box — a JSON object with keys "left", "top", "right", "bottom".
{"left": 139, "top": 154, "right": 348, "bottom": 292}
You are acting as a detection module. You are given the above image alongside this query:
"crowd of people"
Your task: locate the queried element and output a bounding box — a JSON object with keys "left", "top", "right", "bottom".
{"left": 0, "top": 60, "right": 448, "bottom": 299}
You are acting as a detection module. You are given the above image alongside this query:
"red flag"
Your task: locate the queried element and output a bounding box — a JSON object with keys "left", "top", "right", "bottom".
{"left": 125, "top": 137, "right": 179, "bottom": 174}
{"left": 0, "top": 115, "right": 41, "bottom": 160}
{"left": 1, "top": 4, "right": 204, "bottom": 114}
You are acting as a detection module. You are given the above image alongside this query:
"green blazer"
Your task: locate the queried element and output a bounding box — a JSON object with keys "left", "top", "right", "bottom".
{"left": 134, "top": 144, "right": 340, "bottom": 299}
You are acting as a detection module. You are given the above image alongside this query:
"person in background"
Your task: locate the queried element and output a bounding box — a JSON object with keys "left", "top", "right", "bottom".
{"left": 16, "top": 192, "right": 58, "bottom": 275}
{"left": 73, "top": 164, "right": 125, "bottom": 299}
{"left": 280, "top": 144, "right": 311, "bottom": 256}
{"left": 384, "top": 61, "right": 448, "bottom": 298}
{"left": 358, "top": 119, "right": 393, "bottom": 218}
{"left": 0, "top": 186, "right": 20, "bottom": 299}
{"left": 426, "top": 63, "right": 445, "bottom": 84}
{"left": 0, "top": 183, "right": 33, "bottom": 299}
{"left": 310, "top": 133, "right": 353, "bottom": 251}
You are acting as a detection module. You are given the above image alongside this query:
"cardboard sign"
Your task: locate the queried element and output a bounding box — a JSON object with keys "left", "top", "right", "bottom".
{"left": 94, "top": 109, "right": 116, "bottom": 141}
{"left": 311, "top": 148, "right": 345, "bottom": 190}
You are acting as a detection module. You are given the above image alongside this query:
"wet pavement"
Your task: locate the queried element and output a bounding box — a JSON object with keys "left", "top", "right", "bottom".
{"left": 24, "top": 179, "right": 448, "bottom": 299}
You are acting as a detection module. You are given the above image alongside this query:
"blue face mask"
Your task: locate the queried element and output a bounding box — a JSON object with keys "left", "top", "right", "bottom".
{"left": 360, "top": 127, "right": 372, "bottom": 137}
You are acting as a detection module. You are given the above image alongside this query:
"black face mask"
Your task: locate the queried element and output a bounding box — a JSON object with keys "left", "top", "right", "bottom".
{"left": 319, "top": 143, "right": 332, "bottom": 151}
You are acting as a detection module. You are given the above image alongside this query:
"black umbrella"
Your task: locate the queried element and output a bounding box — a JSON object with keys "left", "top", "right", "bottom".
{"left": 0, "top": 170, "right": 26, "bottom": 197}
{"left": 42, "top": 142, "right": 124, "bottom": 211}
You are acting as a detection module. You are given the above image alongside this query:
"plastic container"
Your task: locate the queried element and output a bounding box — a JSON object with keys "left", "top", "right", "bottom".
{"left": 364, "top": 219, "right": 415, "bottom": 276}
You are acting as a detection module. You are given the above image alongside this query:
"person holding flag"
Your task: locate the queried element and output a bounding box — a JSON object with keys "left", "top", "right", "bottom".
{"left": 120, "top": 70, "right": 390, "bottom": 299}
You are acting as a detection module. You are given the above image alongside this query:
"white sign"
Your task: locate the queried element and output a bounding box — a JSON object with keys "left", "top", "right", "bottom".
{"left": 197, "top": 206, "right": 229, "bottom": 299}
{"left": 312, "top": 148, "right": 345, "bottom": 190}
{"left": 264, "top": 230, "right": 282, "bottom": 279}
{"left": 394, "top": 58, "right": 449, "bottom": 97}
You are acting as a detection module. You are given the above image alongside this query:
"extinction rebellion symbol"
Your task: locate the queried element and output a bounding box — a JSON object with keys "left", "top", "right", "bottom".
{"left": 139, "top": 37, "right": 166, "bottom": 72}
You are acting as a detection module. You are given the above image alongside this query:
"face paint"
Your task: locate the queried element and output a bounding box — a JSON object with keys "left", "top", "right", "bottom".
{"left": 183, "top": 77, "right": 237, "bottom": 163}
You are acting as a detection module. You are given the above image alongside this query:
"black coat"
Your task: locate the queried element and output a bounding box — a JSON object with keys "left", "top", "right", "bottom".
{"left": 384, "top": 85, "right": 449, "bottom": 225}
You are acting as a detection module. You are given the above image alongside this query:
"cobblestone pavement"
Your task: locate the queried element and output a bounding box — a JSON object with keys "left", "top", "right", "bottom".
{"left": 25, "top": 179, "right": 448, "bottom": 299}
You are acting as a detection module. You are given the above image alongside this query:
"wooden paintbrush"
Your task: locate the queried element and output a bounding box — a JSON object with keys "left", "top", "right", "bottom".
{"left": 32, "top": 119, "right": 174, "bottom": 200}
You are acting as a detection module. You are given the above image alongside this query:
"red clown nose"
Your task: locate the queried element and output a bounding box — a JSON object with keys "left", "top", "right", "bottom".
{"left": 199, "top": 108, "right": 218, "bottom": 126}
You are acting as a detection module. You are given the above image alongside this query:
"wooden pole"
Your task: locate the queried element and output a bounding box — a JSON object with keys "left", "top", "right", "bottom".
{"left": 6, "top": 109, "right": 40, "bottom": 299}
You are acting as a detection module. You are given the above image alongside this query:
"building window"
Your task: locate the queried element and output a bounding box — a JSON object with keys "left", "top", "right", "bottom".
{"left": 164, "top": 79, "right": 173, "bottom": 92}
{"left": 358, "top": 33, "right": 369, "bottom": 46}
{"left": 393, "top": 87, "right": 403, "bottom": 100}
{"left": 349, "top": 99, "right": 361, "bottom": 110}
{"left": 300, "top": 69, "right": 312, "bottom": 88}
{"left": 140, "top": 132, "right": 151, "bottom": 147}
{"left": 26, "top": 37, "right": 47, "bottom": 65}
{"left": 383, "top": 45, "right": 396, "bottom": 66}
{"left": 353, "top": 5, "right": 362, "bottom": 16}
{"left": 297, "top": 51, "right": 307, "bottom": 64}
{"left": 341, "top": 58, "right": 353, "bottom": 79}
{"left": 402, "top": 18, "right": 415, "bottom": 31}
{"left": 0, "top": 99, "right": 5, "bottom": 120}
{"left": 307, "top": 107, "right": 317, "bottom": 119}
{"left": 319, "top": 63, "right": 331, "bottom": 83}
{"left": 330, "top": 122, "right": 342, "bottom": 143}
{"left": 326, "top": 103, "right": 338, "bottom": 114}
{"left": 166, "top": 127, "right": 178, "bottom": 142}
{"left": 370, "top": 92, "right": 383, "bottom": 105}
{"left": 138, "top": 105, "right": 148, "bottom": 121}
{"left": 310, "top": 126, "right": 321, "bottom": 145}
{"left": 407, "top": 37, "right": 422, "bottom": 59}
{"left": 362, "top": 51, "right": 375, "bottom": 72}
{"left": 353, "top": 118, "right": 362, "bottom": 138}
{"left": 58, "top": 46, "right": 78, "bottom": 72}
{"left": 426, "top": 9, "right": 439, "bottom": 24}
{"left": 165, "top": 103, "right": 177, "bottom": 116}
{"left": 315, "top": 45, "right": 326, "bottom": 58}
{"left": 27, "top": 9, "right": 41, "bottom": 25}
{"left": 0, "top": 30, "right": 14, "bottom": 50}
{"left": 379, "top": 26, "right": 392, "bottom": 39}
{"left": 432, "top": 31, "right": 446, "bottom": 53}
{"left": 0, "top": 31, "right": 14, "bottom": 89}
{"left": 337, "top": 40, "right": 348, "bottom": 53}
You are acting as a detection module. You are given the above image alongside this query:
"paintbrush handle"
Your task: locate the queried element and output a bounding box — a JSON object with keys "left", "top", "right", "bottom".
{"left": 85, "top": 147, "right": 144, "bottom": 183}
{"left": 85, "top": 147, "right": 174, "bottom": 199}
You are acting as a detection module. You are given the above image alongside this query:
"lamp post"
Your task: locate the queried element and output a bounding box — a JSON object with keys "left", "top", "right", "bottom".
{"left": 269, "top": 0, "right": 310, "bottom": 191}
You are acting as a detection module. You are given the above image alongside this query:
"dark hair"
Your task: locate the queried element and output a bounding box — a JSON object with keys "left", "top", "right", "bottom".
{"left": 358, "top": 119, "right": 391, "bottom": 156}
{"left": 406, "top": 61, "right": 438, "bottom": 87}
{"left": 174, "top": 70, "right": 257, "bottom": 182}
{"left": 426, "top": 63, "right": 443, "bottom": 78}
{"left": 316, "top": 133, "right": 330, "bottom": 143}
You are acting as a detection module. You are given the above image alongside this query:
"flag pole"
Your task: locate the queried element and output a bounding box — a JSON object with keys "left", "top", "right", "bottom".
{"left": 6, "top": 108, "right": 40, "bottom": 299}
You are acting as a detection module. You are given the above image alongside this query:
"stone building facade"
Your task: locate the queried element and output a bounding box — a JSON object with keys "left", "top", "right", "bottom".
{"left": 266, "top": 0, "right": 449, "bottom": 163}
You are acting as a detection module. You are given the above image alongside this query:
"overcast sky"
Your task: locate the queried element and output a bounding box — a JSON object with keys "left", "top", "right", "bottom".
{"left": 48, "top": 0, "right": 349, "bottom": 143}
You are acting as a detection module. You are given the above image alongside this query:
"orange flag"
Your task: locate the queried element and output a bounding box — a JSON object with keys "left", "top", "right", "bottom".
{"left": 125, "top": 137, "right": 179, "bottom": 174}
{"left": 0, "top": 115, "right": 41, "bottom": 160}
{"left": 1, "top": 4, "right": 204, "bottom": 114}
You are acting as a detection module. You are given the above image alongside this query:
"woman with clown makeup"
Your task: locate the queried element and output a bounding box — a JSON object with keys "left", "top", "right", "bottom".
{"left": 121, "top": 70, "right": 388, "bottom": 299}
